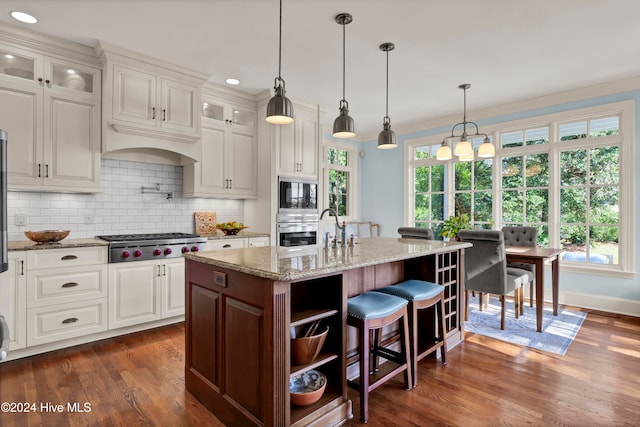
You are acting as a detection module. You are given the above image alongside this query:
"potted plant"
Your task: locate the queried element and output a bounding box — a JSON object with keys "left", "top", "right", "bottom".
{"left": 440, "top": 213, "right": 471, "bottom": 241}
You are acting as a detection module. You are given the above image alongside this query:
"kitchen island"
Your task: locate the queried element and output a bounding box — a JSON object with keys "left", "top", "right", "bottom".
{"left": 184, "top": 237, "right": 470, "bottom": 426}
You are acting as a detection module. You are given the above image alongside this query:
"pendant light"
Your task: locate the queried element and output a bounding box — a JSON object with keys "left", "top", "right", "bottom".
{"left": 436, "top": 83, "right": 495, "bottom": 160}
{"left": 266, "top": 0, "right": 294, "bottom": 125}
{"left": 332, "top": 13, "right": 355, "bottom": 138}
{"left": 377, "top": 42, "right": 397, "bottom": 149}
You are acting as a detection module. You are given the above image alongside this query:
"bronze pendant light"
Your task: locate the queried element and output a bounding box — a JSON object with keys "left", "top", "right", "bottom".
{"left": 266, "top": 0, "right": 294, "bottom": 124}
{"left": 332, "top": 13, "right": 355, "bottom": 138}
{"left": 377, "top": 42, "right": 397, "bottom": 149}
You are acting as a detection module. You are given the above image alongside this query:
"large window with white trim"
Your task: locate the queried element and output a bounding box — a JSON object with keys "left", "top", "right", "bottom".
{"left": 323, "top": 141, "right": 358, "bottom": 219}
{"left": 406, "top": 101, "right": 633, "bottom": 275}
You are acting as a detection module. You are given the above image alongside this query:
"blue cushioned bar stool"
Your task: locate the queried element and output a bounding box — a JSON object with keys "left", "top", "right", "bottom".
{"left": 375, "top": 279, "right": 447, "bottom": 388}
{"left": 347, "top": 291, "right": 412, "bottom": 423}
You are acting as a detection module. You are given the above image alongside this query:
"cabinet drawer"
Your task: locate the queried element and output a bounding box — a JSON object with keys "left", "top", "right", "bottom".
{"left": 26, "top": 298, "right": 108, "bottom": 346}
{"left": 27, "top": 246, "right": 107, "bottom": 269}
{"left": 27, "top": 264, "right": 108, "bottom": 308}
{"left": 207, "top": 238, "right": 246, "bottom": 251}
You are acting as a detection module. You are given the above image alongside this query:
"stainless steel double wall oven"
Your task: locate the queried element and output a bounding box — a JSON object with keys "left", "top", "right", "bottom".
{"left": 276, "top": 176, "right": 318, "bottom": 247}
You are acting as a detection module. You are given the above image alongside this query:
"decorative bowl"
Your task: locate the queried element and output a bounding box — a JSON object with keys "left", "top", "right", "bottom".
{"left": 290, "top": 370, "right": 327, "bottom": 407}
{"left": 291, "top": 326, "right": 329, "bottom": 365}
{"left": 24, "top": 230, "right": 70, "bottom": 243}
{"left": 216, "top": 222, "right": 249, "bottom": 236}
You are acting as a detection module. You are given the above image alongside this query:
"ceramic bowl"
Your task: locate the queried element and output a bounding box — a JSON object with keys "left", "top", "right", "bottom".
{"left": 24, "top": 230, "right": 70, "bottom": 243}
{"left": 289, "top": 370, "right": 327, "bottom": 406}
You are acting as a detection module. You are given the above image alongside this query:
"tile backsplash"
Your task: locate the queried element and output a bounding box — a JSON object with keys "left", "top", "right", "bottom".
{"left": 6, "top": 159, "right": 243, "bottom": 241}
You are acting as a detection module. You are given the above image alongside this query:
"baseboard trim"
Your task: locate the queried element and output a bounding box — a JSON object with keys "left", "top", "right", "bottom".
{"left": 550, "top": 290, "right": 640, "bottom": 317}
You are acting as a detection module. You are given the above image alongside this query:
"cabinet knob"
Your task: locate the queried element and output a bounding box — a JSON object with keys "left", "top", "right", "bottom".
{"left": 38, "top": 77, "right": 43, "bottom": 83}
{"left": 45, "top": 79, "right": 50, "bottom": 84}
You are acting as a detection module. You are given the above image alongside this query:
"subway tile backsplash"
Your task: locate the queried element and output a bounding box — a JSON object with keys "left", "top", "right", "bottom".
{"left": 7, "top": 159, "right": 243, "bottom": 241}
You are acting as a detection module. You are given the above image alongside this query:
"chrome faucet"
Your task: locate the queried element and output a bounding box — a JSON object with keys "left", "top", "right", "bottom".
{"left": 320, "top": 208, "right": 346, "bottom": 247}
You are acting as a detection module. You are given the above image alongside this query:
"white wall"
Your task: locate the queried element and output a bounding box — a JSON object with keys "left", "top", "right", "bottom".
{"left": 7, "top": 159, "right": 244, "bottom": 241}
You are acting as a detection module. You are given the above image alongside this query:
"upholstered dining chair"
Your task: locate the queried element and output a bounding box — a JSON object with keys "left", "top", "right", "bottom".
{"left": 457, "top": 230, "right": 531, "bottom": 330}
{"left": 503, "top": 226, "right": 538, "bottom": 309}
{"left": 397, "top": 227, "right": 434, "bottom": 240}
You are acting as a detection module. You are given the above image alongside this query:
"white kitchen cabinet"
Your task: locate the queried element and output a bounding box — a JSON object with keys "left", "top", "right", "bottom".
{"left": 207, "top": 238, "right": 247, "bottom": 251}
{"left": 0, "top": 252, "right": 26, "bottom": 351}
{"left": 25, "top": 246, "right": 108, "bottom": 347}
{"left": 183, "top": 86, "right": 258, "bottom": 198}
{"left": 98, "top": 42, "right": 208, "bottom": 159}
{"left": 248, "top": 237, "right": 270, "bottom": 247}
{"left": 109, "top": 258, "right": 185, "bottom": 329}
{"left": 277, "top": 102, "right": 319, "bottom": 179}
{"left": 0, "top": 41, "right": 101, "bottom": 192}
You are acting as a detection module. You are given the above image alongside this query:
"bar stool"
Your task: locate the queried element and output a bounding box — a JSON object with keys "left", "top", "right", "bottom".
{"left": 375, "top": 279, "right": 447, "bottom": 388}
{"left": 347, "top": 291, "right": 412, "bottom": 423}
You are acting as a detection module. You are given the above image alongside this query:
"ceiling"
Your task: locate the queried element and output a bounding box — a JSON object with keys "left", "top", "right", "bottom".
{"left": 2, "top": 0, "right": 640, "bottom": 140}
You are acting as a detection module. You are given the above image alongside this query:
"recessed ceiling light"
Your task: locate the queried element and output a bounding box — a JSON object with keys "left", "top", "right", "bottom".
{"left": 225, "top": 78, "right": 240, "bottom": 85}
{"left": 10, "top": 11, "right": 38, "bottom": 24}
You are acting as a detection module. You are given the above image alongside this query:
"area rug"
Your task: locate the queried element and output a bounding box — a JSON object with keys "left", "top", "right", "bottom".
{"left": 464, "top": 294, "right": 587, "bottom": 356}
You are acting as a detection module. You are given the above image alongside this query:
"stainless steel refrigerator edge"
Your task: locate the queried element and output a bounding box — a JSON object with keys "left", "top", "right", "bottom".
{"left": 0, "top": 129, "right": 7, "bottom": 273}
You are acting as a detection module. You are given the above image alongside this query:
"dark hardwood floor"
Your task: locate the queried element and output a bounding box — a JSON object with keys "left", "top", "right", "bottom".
{"left": 1, "top": 306, "right": 639, "bottom": 426}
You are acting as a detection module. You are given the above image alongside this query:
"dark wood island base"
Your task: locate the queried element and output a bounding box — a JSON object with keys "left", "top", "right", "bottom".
{"left": 184, "top": 238, "right": 469, "bottom": 426}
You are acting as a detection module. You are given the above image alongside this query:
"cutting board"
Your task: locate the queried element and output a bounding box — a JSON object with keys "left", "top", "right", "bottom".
{"left": 194, "top": 211, "right": 217, "bottom": 234}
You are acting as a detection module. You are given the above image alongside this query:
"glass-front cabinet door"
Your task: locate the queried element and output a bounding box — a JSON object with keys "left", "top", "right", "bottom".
{"left": 46, "top": 59, "right": 98, "bottom": 96}
{"left": 202, "top": 99, "right": 256, "bottom": 130}
{"left": 0, "top": 47, "right": 36, "bottom": 82}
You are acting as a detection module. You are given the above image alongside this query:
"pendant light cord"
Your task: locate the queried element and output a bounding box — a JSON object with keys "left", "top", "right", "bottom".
{"left": 278, "top": 0, "right": 282, "bottom": 80}
{"left": 341, "top": 21, "right": 346, "bottom": 102}
{"left": 385, "top": 48, "right": 389, "bottom": 121}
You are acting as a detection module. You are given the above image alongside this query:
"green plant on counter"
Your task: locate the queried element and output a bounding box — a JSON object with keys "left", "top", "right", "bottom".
{"left": 440, "top": 213, "right": 471, "bottom": 240}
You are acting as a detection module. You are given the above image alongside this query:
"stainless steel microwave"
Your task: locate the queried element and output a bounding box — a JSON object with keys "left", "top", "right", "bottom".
{"left": 277, "top": 176, "right": 318, "bottom": 215}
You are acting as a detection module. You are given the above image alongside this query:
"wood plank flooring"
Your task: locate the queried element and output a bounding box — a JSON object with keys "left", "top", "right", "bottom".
{"left": 1, "top": 306, "right": 639, "bottom": 426}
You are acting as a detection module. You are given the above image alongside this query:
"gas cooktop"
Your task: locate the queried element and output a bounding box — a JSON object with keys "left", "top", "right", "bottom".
{"left": 97, "top": 233, "right": 208, "bottom": 263}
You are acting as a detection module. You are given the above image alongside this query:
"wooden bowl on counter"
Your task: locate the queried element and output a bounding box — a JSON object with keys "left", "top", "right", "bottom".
{"left": 24, "top": 230, "right": 70, "bottom": 243}
{"left": 289, "top": 370, "right": 327, "bottom": 407}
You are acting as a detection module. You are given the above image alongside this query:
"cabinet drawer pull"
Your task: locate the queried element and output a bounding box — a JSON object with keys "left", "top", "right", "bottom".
{"left": 61, "top": 255, "right": 78, "bottom": 261}
{"left": 45, "top": 164, "right": 49, "bottom": 178}
{"left": 62, "top": 318, "right": 79, "bottom": 324}
{"left": 162, "top": 108, "right": 166, "bottom": 121}
{"left": 152, "top": 107, "right": 156, "bottom": 120}
{"left": 223, "top": 244, "right": 231, "bottom": 248}
{"left": 38, "top": 163, "right": 42, "bottom": 178}
{"left": 61, "top": 282, "right": 79, "bottom": 288}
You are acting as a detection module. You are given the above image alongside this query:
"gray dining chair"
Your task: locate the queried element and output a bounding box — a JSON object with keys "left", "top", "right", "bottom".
{"left": 397, "top": 227, "right": 434, "bottom": 240}
{"left": 503, "top": 226, "right": 538, "bottom": 309}
{"left": 458, "top": 230, "right": 531, "bottom": 330}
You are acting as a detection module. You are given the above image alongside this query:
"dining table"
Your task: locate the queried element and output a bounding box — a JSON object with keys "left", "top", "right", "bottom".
{"left": 505, "top": 246, "right": 564, "bottom": 332}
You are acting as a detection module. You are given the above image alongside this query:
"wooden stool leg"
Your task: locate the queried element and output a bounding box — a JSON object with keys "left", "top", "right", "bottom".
{"left": 530, "top": 282, "right": 534, "bottom": 307}
{"left": 500, "top": 296, "right": 506, "bottom": 330}
{"left": 438, "top": 296, "right": 447, "bottom": 364}
{"left": 464, "top": 290, "right": 469, "bottom": 321}
{"left": 514, "top": 288, "right": 520, "bottom": 319}
{"left": 400, "top": 308, "right": 412, "bottom": 390}
{"left": 359, "top": 318, "right": 370, "bottom": 423}
{"left": 409, "top": 303, "right": 418, "bottom": 388}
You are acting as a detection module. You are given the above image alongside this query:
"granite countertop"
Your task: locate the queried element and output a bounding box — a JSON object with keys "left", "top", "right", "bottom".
{"left": 198, "top": 231, "right": 270, "bottom": 240}
{"left": 8, "top": 237, "right": 109, "bottom": 251}
{"left": 184, "top": 237, "right": 471, "bottom": 281}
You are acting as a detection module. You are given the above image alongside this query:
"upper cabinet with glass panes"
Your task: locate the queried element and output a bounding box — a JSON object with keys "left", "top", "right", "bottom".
{"left": 201, "top": 86, "right": 257, "bottom": 131}
{"left": 0, "top": 45, "right": 98, "bottom": 96}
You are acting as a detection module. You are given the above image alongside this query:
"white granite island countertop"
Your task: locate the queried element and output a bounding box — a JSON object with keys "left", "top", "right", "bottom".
{"left": 184, "top": 237, "right": 471, "bottom": 281}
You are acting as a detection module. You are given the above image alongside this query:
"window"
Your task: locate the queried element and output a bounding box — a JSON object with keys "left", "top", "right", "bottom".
{"left": 406, "top": 101, "right": 633, "bottom": 275}
{"left": 323, "top": 142, "right": 358, "bottom": 219}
